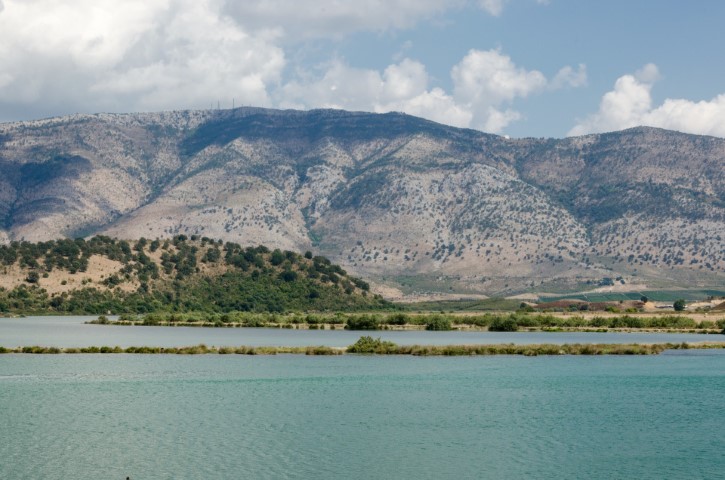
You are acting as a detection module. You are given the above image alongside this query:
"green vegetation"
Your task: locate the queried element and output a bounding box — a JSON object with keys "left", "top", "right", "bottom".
{"left": 347, "top": 336, "right": 399, "bottom": 354}
{"left": 0, "top": 236, "right": 389, "bottom": 314}
{"left": 488, "top": 317, "right": 519, "bottom": 332}
{"left": 88, "top": 311, "right": 725, "bottom": 333}
{"left": 348, "top": 341, "right": 725, "bottom": 356}
{"left": 0, "top": 344, "right": 341, "bottom": 355}
{"left": 673, "top": 299, "right": 687, "bottom": 312}
{"left": 541, "top": 289, "right": 725, "bottom": 303}
{"left": 3, "top": 340, "right": 724, "bottom": 356}
{"left": 345, "top": 314, "right": 381, "bottom": 330}
{"left": 424, "top": 315, "right": 452, "bottom": 331}
{"left": 403, "top": 297, "right": 522, "bottom": 312}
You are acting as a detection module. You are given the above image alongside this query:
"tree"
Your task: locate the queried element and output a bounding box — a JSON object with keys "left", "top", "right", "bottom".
{"left": 270, "top": 249, "right": 285, "bottom": 266}
{"left": 489, "top": 317, "right": 518, "bottom": 332}
{"left": 673, "top": 299, "right": 686, "bottom": 312}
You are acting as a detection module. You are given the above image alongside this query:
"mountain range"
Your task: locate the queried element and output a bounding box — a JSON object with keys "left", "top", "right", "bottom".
{"left": 1, "top": 107, "right": 723, "bottom": 297}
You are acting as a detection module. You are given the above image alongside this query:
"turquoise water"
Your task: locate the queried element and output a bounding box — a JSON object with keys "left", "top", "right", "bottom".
{"left": 1, "top": 352, "right": 724, "bottom": 479}
{"left": 1, "top": 316, "right": 721, "bottom": 348}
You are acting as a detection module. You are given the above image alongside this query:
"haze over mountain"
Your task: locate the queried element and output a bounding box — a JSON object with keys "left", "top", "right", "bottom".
{"left": 1, "top": 107, "right": 723, "bottom": 296}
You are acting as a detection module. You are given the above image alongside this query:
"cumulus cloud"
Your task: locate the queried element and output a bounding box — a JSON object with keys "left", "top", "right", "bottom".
{"left": 569, "top": 64, "right": 725, "bottom": 138}
{"left": 450, "top": 48, "right": 548, "bottom": 130}
{"left": 0, "top": 0, "right": 582, "bottom": 134}
{"left": 225, "top": 0, "right": 528, "bottom": 39}
{"left": 0, "top": 0, "right": 284, "bottom": 116}
{"left": 551, "top": 64, "right": 587, "bottom": 89}
{"left": 452, "top": 49, "right": 547, "bottom": 104}
{"left": 225, "top": 1, "right": 463, "bottom": 40}
{"left": 278, "top": 58, "right": 472, "bottom": 128}
{"left": 478, "top": 0, "right": 507, "bottom": 16}
{"left": 279, "top": 49, "right": 583, "bottom": 133}
{"left": 90, "top": 1, "right": 284, "bottom": 110}
{"left": 634, "top": 63, "right": 661, "bottom": 83}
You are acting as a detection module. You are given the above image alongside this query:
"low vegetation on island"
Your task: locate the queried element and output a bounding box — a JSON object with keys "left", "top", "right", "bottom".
{"left": 3, "top": 337, "right": 725, "bottom": 356}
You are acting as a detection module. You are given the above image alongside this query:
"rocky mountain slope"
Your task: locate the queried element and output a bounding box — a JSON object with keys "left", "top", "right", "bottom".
{"left": 0, "top": 108, "right": 723, "bottom": 296}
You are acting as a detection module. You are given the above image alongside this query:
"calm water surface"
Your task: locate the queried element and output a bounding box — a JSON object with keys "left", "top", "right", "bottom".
{"left": 1, "top": 352, "right": 724, "bottom": 479}
{"left": 1, "top": 316, "right": 721, "bottom": 348}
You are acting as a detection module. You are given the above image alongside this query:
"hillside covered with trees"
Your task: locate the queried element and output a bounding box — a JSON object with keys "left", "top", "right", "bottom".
{"left": 0, "top": 235, "right": 388, "bottom": 314}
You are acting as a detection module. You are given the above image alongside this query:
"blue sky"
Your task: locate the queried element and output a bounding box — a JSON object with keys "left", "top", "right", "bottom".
{"left": 0, "top": 0, "right": 723, "bottom": 138}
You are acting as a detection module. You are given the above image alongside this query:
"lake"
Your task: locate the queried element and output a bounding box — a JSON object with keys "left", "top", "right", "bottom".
{"left": 1, "top": 315, "right": 722, "bottom": 348}
{"left": 1, "top": 352, "right": 724, "bottom": 479}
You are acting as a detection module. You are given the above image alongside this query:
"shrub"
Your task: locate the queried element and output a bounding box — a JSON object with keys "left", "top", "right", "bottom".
{"left": 489, "top": 317, "right": 519, "bottom": 332}
{"left": 386, "top": 313, "right": 409, "bottom": 325}
{"left": 425, "top": 315, "right": 452, "bottom": 331}
{"left": 347, "top": 336, "right": 398, "bottom": 354}
{"left": 278, "top": 270, "right": 298, "bottom": 282}
{"left": 346, "top": 314, "right": 381, "bottom": 330}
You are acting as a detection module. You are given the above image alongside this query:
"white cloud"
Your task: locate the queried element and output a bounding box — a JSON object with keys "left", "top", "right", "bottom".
{"left": 450, "top": 49, "right": 549, "bottom": 131}
{"left": 452, "top": 49, "right": 547, "bottom": 105}
{"left": 478, "top": 0, "right": 507, "bottom": 16}
{"left": 0, "top": 73, "right": 11, "bottom": 89}
{"left": 0, "top": 0, "right": 284, "bottom": 114}
{"left": 91, "top": 0, "right": 284, "bottom": 109}
{"left": 225, "top": 1, "right": 463, "bottom": 40}
{"left": 277, "top": 58, "right": 472, "bottom": 127}
{"left": 225, "top": 1, "right": 524, "bottom": 40}
{"left": 482, "top": 107, "right": 521, "bottom": 132}
{"left": 569, "top": 64, "right": 725, "bottom": 138}
{"left": 0, "top": 1, "right": 583, "bottom": 134}
{"left": 279, "top": 49, "right": 584, "bottom": 133}
{"left": 635, "top": 63, "right": 661, "bottom": 83}
{"left": 551, "top": 64, "right": 587, "bottom": 89}
{"left": 388, "top": 88, "right": 474, "bottom": 128}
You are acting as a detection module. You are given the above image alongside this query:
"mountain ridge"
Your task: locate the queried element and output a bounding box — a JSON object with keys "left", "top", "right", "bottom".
{"left": 1, "top": 108, "right": 723, "bottom": 296}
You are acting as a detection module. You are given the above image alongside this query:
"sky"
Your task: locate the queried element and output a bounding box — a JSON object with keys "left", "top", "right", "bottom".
{"left": 0, "top": 0, "right": 724, "bottom": 138}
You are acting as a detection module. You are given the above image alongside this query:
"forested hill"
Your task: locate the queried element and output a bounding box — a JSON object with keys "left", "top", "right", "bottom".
{"left": 0, "top": 235, "right": 388, "bottom": 314}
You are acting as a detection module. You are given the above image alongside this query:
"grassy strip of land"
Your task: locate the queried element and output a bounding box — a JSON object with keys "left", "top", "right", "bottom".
{"left": 0, "top": 344, "right": 339, "bottom": 355}
{"left": 88, "top": 311, "right": 725, "bottom": 334}
{"left": 2, "top": 338, "right": 725, "bottom": 356}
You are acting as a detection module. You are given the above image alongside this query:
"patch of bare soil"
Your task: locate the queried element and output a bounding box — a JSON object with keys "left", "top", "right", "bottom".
{"left": 0, "top": 255, "right": 129, "bottom": 295}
